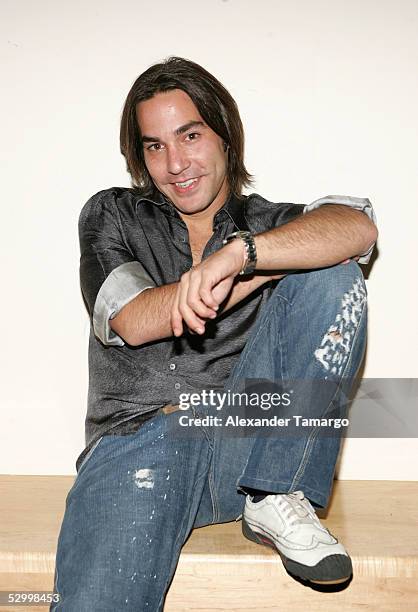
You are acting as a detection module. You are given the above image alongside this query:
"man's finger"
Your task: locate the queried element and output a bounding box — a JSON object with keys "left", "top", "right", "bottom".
{"left": 171, "top": 285, "right": 183, "bottom": 337}
{"left": 207, "top": 276, "right": 235, "bottom": 308}
{"left": 193, "top": 269, "right": 224, "bottom": 310}
{"left": 341, "top": 255, "right": 361, "bottom": 265}
{"left": 178, "top": 275, "right": 207, "bottom": 334}
{"left": 187, "top": 269, "right": 218, "bottom": 318}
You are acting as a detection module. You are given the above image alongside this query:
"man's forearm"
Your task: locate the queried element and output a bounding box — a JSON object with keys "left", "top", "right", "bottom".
{"left": 109, "top": 283, "right": 178, "bottom": 347}
{"left": 253, "top": 205, "right": 378, "bottom": 270}
{"left": 109, "top": 275, "right": 274, "bottom": 346}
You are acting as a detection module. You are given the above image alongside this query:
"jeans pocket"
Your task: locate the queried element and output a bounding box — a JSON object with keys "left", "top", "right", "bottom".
{"left": 77, "top": 436, "right": 105, "bottom": 473}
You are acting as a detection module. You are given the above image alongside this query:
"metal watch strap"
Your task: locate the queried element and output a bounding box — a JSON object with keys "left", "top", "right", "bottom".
{"left": 223, "top": 230, "right": 257, "bottom": 275}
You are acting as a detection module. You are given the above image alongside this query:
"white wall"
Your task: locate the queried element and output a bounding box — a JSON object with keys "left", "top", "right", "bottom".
{"left": 1, "top": 0, "right": 417, "bottom": 476}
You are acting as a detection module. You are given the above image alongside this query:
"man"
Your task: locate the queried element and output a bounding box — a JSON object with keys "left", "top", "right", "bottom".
{"left": 52, "top": 57, "right": 377, "bottom": 611}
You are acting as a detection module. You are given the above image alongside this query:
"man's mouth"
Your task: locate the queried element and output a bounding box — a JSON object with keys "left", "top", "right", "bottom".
{"left": 172, "top": 177, "right": 200, "bottom": 192}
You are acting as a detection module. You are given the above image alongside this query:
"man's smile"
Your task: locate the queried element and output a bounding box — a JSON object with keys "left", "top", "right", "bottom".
{"left": 171, "top": 176, "right": 201, "bottom": 194}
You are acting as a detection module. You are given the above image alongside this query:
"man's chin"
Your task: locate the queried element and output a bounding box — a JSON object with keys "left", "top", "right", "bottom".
{"left": 172, "top": 200, "right": 211, "bottom": 216}
{"left": 165, "top": 191, "right": 212, "bottom": 216}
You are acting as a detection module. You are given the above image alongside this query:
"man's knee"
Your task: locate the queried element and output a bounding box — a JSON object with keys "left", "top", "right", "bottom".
{"left": 276, "top": 261, "right": 366, "bottom": 307}
{"left": 316, "top": 260, "right": 365, "bottom": 292}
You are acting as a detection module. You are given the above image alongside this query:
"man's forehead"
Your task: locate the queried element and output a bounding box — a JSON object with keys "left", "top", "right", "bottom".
{"left": 136, "top": 91, "right": 207, "bottom": 141}
{"left": 136, "top": 89, "right": 201, "bottom": 123}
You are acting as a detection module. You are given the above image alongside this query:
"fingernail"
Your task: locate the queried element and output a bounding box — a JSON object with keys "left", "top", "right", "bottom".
{"left": 196, "top": 327, "right": 204, "bottom": 334}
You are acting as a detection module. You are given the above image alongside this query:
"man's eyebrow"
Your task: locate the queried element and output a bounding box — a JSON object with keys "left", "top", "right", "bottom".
{"left": 175, "top": 120, "right": 205, "bottom": 135}
{"left": 141, "top": 121, "right": 205, "bottom": 143}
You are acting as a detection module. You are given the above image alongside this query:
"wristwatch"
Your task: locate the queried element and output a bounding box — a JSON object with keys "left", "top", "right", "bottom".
{"left": 223, "top": 230, "right": 257, "bottom": 275}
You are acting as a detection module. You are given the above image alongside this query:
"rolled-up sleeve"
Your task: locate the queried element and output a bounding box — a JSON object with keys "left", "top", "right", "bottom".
{"left": 303, "top": 195, "right": 377, "bottom": 264}
{"left": 79, "top": 190, "right": 156, "bottom": 346}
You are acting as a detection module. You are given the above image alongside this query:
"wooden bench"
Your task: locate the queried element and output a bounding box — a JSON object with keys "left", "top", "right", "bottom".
{"left": 1, "top": 477, "right": 417, "bottom": 610}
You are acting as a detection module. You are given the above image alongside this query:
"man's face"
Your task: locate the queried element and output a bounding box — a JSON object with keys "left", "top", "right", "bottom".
{"left": 136, "top": 89, "right": 229, "bottom": 218}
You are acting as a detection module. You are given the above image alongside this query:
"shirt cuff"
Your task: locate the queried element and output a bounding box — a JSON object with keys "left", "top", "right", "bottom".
{"left": 303, "top": 195, "right": 377, "bottom": 264}
{"left": 93, "top": 261, "right": 156, "bottom": 346}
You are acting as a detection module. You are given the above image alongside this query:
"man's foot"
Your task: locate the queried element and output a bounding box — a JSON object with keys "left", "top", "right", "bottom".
{"left": 242, "top": 490, "right": 352, "bottom": 585}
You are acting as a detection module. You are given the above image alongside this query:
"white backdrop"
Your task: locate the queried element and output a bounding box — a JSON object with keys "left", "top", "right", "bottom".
{"left": 1, "top": 0, "right": 417, "bottom": 476}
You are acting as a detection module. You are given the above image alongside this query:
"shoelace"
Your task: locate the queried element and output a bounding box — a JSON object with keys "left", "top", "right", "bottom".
{"left": 274, "top": 491, "right": 327, "bottom": 530}
{"left": 238, "top": 491, "right": 331, "bottom": 535}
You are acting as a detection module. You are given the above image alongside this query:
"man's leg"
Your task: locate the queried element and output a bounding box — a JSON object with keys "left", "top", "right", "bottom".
{"left": 197, "top": 262, "right": 367, "bottom": 582}
{"left": 51, "top": 409, "right": 213, "bottom": 612}
{"left": 232, "top": 261, "right": 367, "bottom": 505}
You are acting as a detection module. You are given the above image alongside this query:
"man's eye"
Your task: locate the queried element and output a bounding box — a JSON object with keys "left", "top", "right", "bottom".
{"left": 186, "top": 132, "right": 200, "bottom": 141}
{"left": 146, "top": 143, "right": 162, "bottom": 151}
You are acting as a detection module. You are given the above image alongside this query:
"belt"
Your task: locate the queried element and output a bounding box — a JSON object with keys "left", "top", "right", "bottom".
{"left": 160, "top": 404, "right": 181, "bottom": 415}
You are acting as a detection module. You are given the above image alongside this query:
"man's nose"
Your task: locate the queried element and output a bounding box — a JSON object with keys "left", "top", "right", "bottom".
{"left": 166, "top": 145, "right": 190, "bottom": 175}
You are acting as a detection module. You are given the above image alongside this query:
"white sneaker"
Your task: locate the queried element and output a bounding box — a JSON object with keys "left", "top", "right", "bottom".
{"left": 242, "top": 491, "right": 352, "bottom": 584}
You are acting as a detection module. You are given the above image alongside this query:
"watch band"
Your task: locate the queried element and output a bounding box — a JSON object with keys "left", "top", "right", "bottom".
{"left": 223, "top": 230, "right": 257, "bottom": 275}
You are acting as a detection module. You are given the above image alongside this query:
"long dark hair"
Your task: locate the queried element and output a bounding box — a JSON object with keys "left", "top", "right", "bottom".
{"left": 120, "top": 56, "right": 253, "bottom": 196}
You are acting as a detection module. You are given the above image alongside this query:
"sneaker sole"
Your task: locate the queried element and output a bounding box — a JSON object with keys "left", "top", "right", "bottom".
{"left": 242, "top": 516, "right": 352, "bottom": 585}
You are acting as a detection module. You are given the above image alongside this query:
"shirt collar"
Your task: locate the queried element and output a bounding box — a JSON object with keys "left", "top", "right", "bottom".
{"left": 213, "top": 192, "right": 247, "bottom": 231}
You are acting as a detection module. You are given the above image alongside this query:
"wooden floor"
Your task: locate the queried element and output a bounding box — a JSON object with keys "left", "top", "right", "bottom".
{"left": 0, "top": 477, "right": 417, "bottom": 611}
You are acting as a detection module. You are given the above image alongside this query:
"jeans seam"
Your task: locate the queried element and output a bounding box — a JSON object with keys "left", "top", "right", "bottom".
{"left": 289, "top": 299, "right": 367, "bottom": 491}
{"left": 156, "top": 464, "right": 210, "bottom": 611}
{"left": 277, "top": 315, "right": 286, "bottom": 380}
{"left": 231, "top": 293, "right": 287, "bottom": 384}
{"left": 208, "top": 459, "right": 219, "bottom": 524}
{"left": 191, "top": 406, "right": 214, "bottom": 450}
{"left": 273, "top": 270, "right": 312, "bottom": 308}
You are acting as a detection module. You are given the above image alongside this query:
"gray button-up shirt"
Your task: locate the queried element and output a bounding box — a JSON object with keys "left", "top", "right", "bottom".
{"left": 77, "top": 187, "right": 375, "bottom": 470}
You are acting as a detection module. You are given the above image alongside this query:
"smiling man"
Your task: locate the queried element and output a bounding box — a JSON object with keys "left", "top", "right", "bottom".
{"left": 52, "top": 57, "right": 377, "bottom": 611}
{"left": 138, "top": 91, "right": 228, "bottom": 215}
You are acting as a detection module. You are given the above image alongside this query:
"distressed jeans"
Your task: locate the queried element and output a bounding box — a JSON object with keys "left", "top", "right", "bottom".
{"left": 52, "top": 261, "right": 367, "bottom": 611}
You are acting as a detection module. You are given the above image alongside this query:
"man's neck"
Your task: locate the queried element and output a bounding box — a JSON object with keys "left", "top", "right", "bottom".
{"left": 180, "top": 209, "right": 216, "bottom": 237}
{"left": 178, "top": 193, "right": 231, "bottom": 237}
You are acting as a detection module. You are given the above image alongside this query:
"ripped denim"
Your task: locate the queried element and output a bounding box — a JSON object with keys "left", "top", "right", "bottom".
{"left": 52, "top": 261, "right": 367, "bottom": 611}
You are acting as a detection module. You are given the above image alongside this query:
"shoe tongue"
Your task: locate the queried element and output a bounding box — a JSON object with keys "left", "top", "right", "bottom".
{"left": 287, "top": 491, "right": 311, "bottom": 518}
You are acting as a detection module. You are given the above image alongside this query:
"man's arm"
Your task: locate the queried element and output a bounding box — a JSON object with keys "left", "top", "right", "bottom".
{"left": 170, "top": 204, "right": 378, "bottom": 336}
{"left": 111, "top": 202, "right": 377, "bottom": 345}
{"left": 109, "top": 272, "right": 279, "bottom": 346}
{"left": 254, "top": 204, "right": 377, "bottom": 270}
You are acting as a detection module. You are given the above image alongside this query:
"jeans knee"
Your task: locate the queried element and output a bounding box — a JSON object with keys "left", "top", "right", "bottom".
{"left": 302, "top": 261, "right": 366, "bottom": 305}
{"left": 276, "top": 261, "right": 366, "bottom": 309}
{"left": 329, "top": 260, "right": 365, "bottom": 289}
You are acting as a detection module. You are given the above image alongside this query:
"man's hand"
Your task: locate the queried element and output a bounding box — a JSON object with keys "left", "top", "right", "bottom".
{"left": 171, "top": 241, "right": 242, "bottom": 336}
{"left": 171, "top": 241, "right": 284, "bottom": 337}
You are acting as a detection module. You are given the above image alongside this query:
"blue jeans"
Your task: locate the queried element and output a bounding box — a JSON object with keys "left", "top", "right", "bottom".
{"left": 52, "top": 262, "right": 367, "bottom": 611}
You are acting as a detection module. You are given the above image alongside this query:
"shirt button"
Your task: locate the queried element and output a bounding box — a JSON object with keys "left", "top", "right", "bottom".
{"left": 174, "top": 383, "right": 181, "bottom": 390}
{"left": 169, "top": 363, "right": 176, "bottom": 370}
